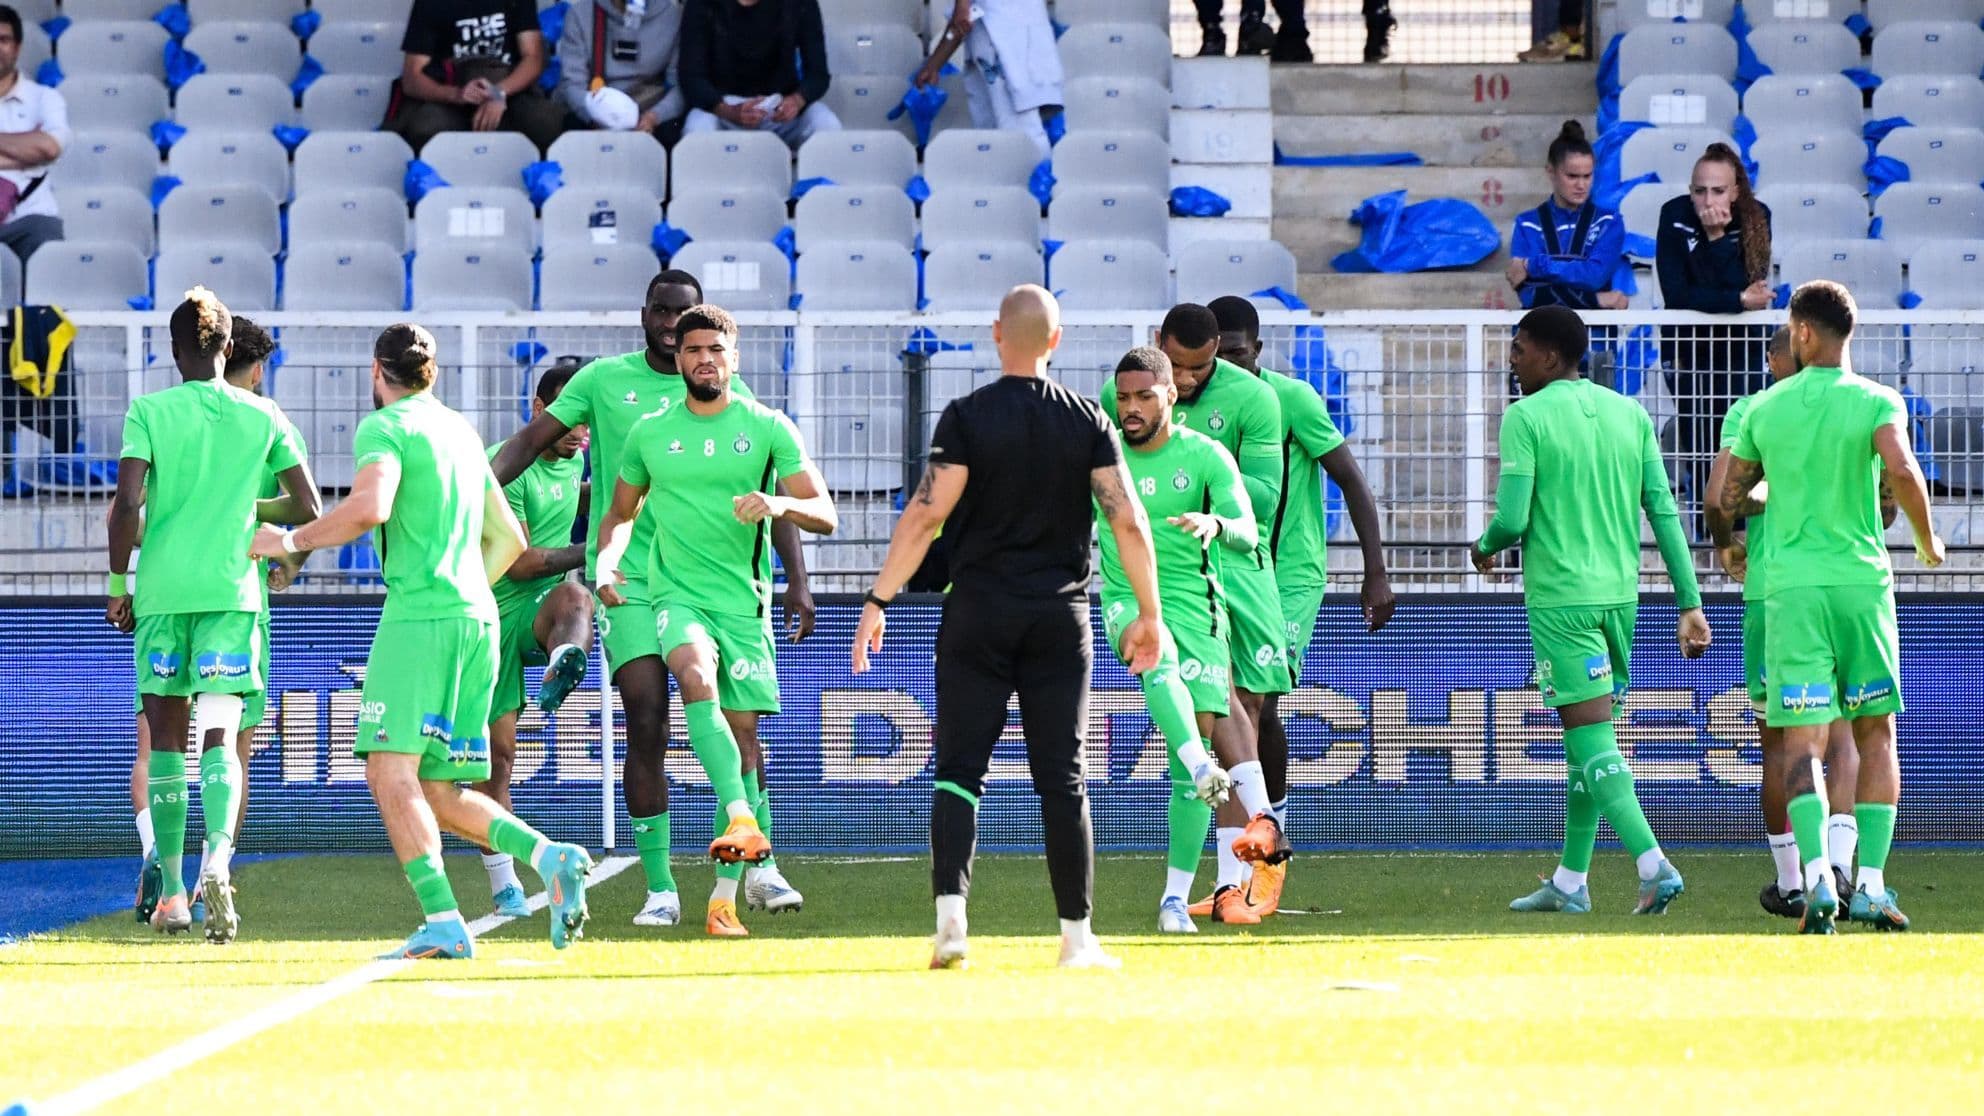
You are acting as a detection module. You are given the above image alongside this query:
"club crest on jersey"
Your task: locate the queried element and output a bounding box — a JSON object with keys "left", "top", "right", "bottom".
{"left": 1842, "top": 679, "right": 1895, "bottom": 712}
{"left": 1780, "top": 683, "right": 1834, "bottom": 714}
{"left": 1208, "top": 409, "right": 1227, "bottom": 431}
{"left": 1172, "top": 469, "right": 1190, "bottom": 491}
{"left": 733, "top": 434, "right": 752, "bottom": 455}
{"left": 148, "top": 652, "right": 182, "bottom": 679}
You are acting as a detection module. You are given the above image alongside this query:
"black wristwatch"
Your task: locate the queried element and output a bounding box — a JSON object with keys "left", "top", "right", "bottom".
{"left": 863, "top": 590, "right": 893, "bottom": 610}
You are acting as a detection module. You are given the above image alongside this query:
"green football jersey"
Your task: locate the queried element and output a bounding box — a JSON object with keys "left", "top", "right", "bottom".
{"left": 1095, "top": 427, "right": 1253, "bottom": 632}
{"left": 352, "top": 391, "right": 499, "bottom": 624}
{"left": 488, "top": 438, "right": 584, "bottom": 613}
{"left": 1719, "top": 393, "right": 1770, "bottom": 603}
{"left": 1731, "top": 366, "right": 1904, "bottom": 594}
{"left": 1496, "top": 377, "right": 1669, "bottom": 610}
{"left": 1260, "top": 366, "right": 1345, "bottom": 589}
{"left": 119, "top": 378, "right": 303, "bottom": 617}
{"left": 618, "top": 396, "right": 809, "bottom": 617}
{"left": 545, "top": 351, "right": 754, "bottom": 587}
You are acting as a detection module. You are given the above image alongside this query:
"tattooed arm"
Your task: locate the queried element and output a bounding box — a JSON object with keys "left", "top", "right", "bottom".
{"left": 864, "top": 463, "right": 966, "bottom": 603}
{"left": 1092, "top": 457, "right": 1160, "bottom": 623}
{"left": 1720, "top": 454, "right": 1767, "bottom": 521}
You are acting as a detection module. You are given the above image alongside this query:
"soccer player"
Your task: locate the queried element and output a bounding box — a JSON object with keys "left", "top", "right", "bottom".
{"left": 1473, "top": 304, "right": 1710, "bottom": 916}
{"left": 1707, "top": 326, "right": 1865, "bottom": 918}
{"left": 1207, "top": 294, "right": 1396, "bottom": 917}
{"left": 474, "top": 357, "right": 596, "bottom": 917}
{"left": 251, "top": 324, "right": 595, "bottom": 960}
{"left": 492, "top": 271, "right": 812, "bottom": 927}
{"left": 1722, "top": 280, "right": 1946, "bottom": 933}
{"left": 1099, "top": 346, "right": 1239, "bottom": 933}
{"left": 106, "top": 290, "right": 323, "bottom": 944}
{"left": 594, "top": 304, "right": 837, "bottom": 937}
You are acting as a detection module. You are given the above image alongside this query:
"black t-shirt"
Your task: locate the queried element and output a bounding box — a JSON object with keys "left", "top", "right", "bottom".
{"left": 928, "top": 375, "right": 1120, "bottom": 600}
{"left": 401, "top": 0, "right": 540, "bottom": 70}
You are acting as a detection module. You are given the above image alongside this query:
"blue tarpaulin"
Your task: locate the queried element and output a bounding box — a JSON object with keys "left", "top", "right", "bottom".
{"left": 652, "top": 220, "right": 690, "bottom": 257}
{"left": 1169, "top": 186, "right": 1230, "bottom": 217}
{"left": 1272, "top": 144, "right": 1423, "bottom": 167}
{"left": 1028, "top": 159, "right": 1054, "bottom": 207}
{"left": 523, "top": 160, "right": 563, "bottom": 206}
{"left": 1331, "top": 191, "right": 1500, "bottom": 274}
{"left": 403, "top": 159, "right": 448, "bottom": 204}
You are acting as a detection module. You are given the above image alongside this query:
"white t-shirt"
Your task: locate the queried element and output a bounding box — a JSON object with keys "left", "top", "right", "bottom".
{"left": 0, "top": 76, "right": 69, "bottom": 224}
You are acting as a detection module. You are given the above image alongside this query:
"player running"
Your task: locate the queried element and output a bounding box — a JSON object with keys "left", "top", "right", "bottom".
{"left": 107, "top": 290, "right": 322, "bottom": 944}
{"left": 594, "top": 304, "right": 838, "bottom": 938}
{"left": 1707, "top": 326, "right": 1867, "bottom": 919}
{"left": 1473, "top": 305, "right": 1710, "bottom": 916}
{"left": 1098, "top": 346, "right": 1238, "bottom": 933}
{"left": 492, "top": 271, "right": 812, "bottom": 928}
{"left": 474, "top": 357, "right": 597, "bottom": 917}
{"left": 1722, "top": 280, "right": 1946, "bottom": 934}
{"left": 252, "top": 324, "right": 595, "bottom": 959}
{"left": 1207, "top": 294, "right": 1395, "bottom": 917}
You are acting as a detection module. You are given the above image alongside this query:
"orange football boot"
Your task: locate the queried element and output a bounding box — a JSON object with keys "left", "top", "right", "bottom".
{"left": 1231, "top": 812, "right": 1292, "bottom": 864}
{"left": 1210, "top": 884, "right": 1260, "bottom": 925}
{"left": 709, "top": 815, "right": 772, "bottom": 864}
{"left": 1242, "top": 859, "right": 1286, "bottom": 917}
{"left": 706, "top": 899, "right": 749, "bottom": 937}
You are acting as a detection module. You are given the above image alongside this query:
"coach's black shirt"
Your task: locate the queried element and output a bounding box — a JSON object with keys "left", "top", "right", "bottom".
{"left": 928, "top": 374, "right": 1119, "bottom": 600}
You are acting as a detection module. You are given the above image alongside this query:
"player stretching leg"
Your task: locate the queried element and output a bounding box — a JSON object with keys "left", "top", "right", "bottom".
{"left": 476, "top": 357, "right": 595, "bottom": 917}
{"left": 106, "top": 289, "right": 322, "bottom": 944}
{"left": 1209, "top": 295, "right": 1396, "bottom": 917}
{"left": 254, "top": 325, "right": 594, "bottom": 959}
{"left": 1708, "top": 327, "right": 1865, "bottom": 918}
{"left": 1722, "top": 281, "right": 1945, "bottom": 934}
{"left": 595, "top": 305, "right": 835, "bottom": 937}
{"left": 1099, "top": 347, "right": 1239, "bottom": 932}
{"left": 1474, "top": 306, "right": 1709, "bottom": 916}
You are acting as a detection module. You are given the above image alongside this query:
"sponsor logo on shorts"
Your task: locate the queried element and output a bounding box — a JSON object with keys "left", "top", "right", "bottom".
{"left": 195, "top": 652, "right": 252, "bottom": 680}
{"left": 1780, "top": 683, "right": 1834, "bottom": 714}
{"left": 148, "top": 652, "right": 182, "bottom": 679}
{"left": 1584, "top": 654, "right": 1613, "bottom": 682}
{"left": 1179, "top": 658, "right": 1203, "bottom": 681}
{"left": 449, "top": 735, "right": 490, "bottom": 766}
{"left": 726, "top": 657, "right": 774, "bottom": 682}
{"left": 1843, "top": 679, "right": 1896, "bottom": 713}
{"left": 420, "top": 713, "right": 455, "bottom": 745}
{"left": 1172, "top": 469, "right": 1190, "bottom": 491}
{"left": 733, "top": 434, "right": 752, "bottom": 454}
{"left": 1179, "top": 658, "right": 1229, "bottom": 688}
{"left": 358, "top": 699, "right": 387, "bottom": 723}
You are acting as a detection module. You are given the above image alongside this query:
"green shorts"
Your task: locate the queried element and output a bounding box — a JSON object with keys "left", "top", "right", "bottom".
{"left": 597, "top": 584, "right": 661, "bottom": 676}
{"left": 1527, "top": 604, "right": 1634, "bottom": 711}
{"left": 133, "top": 611, "right": 263, "bottom": 699}
{"left": 353, "top": 617, "right": 498, "bottom": 782}
{"left": 1764, "top": 584, "right": 1903, "bottom": 727}
{"left": 1103, "top": 596, "right": 1230, "bottom": 716}
{"left": 657, "top": 600, "right": 781, "bottom": 713}
{"left": 240, "top": 612, "right": 273, "bottom": 729}
{"left": 1224, "top": 555, "right": 1291, "bottom": 696}
{"left": 1742, "top": 602, "right": 1768, "bottom": 714}
{"left": 1279, "top": 580, "right": 1326, "bottom": 685}
{"left": 493, "top": 587, "right": 552, "bottom": 719}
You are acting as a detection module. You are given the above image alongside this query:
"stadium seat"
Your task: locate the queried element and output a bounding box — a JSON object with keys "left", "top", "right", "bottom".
{"left": 794, "top": 240, "right": 917, "bottom": 310}
{"left": 1050, "top": 130, "right": 1170, "bottom": 197}
{"left": 1874, "top": 183, "right": 1984, "bottom": 257}
{"left": 923, "top": 243, "right": 1043, "bottom": 312}
{"left": 188, "top": 0, "right": 307, "bottom": 22}
{"left": 1926, "top": 408, "right": 1984, "bottom": 493}
{"left": 60, "top": 0, "right": 163, "bottom": 21}
{"left": 1911, "top": 238, "right": 1984, "bottom": 306}
{"left": 158, "top": 185, "right": 281, "bottom": 254}
{"left": 1617, "top": 23, "right": 1739, "bottom": 87}
{"left": 919, "top": 187, "right": 1042, "bottom": 251}
{"left": 310, "top": 0, "right": 412, "bottom": 22}
{"left": 541, "top": 187, "right": 663, "bottom": 251}
{"left": 1740, "top": 0, "right": 1845, "bottom": 25}
{"left": 300, "top": 74, "right": 394, "bottom": 132}
{"left": 824, "top": 25, "right": 924, "bottom": 81}
{"left": 670, "top": 241, "right": 792, "bottom": 311}
{"left": 1751, "top": 129, "right": 1867, "bottom": 189}
{"left": 1619, "top": 180, "right": 1669, "bottom": 261}
{"left": 669, "top": 131, "right": 792, "bottom": 198}
{"left": 796, "top": 130, "right": 918, "bottom": 191}
{"left": 1610, "top": 0, "right": 1735, "bottom": 28}
{"left": 1867, "top": 0, "right": 1984, "bottom": 32}
{"left": 794, "top": 185, "right": 915, "bottom": 253}
{"left": 1875, "top": 127, "right": 1984, "bottom": 187}
{"left": 292, "top": 131, "right": 416, "bottom": 199}
{"left": 1050, "top": 239, "right": 1170, "bottom": 310}
{"left": 173, "top": 74, "right": 297, "bottom": 133}
{"left": 7, "top": 0, "right": 50, "bottom": 24}
{"left": 305, "top": 22, "right": 402, "bottom": 76}
{"left": 288, "top": 187, "right": 410, "bottom": 251}
{"left": 1744, "top": 21, "right": 1861, "bottom": 77}
{"left": 411, "top": 244, "right": 535, "bottom": 310}
{"left": 155, "top": 245, "right": 277, "bottom": 311}
{"left": 24, "top": 241, "right": 148, "bottom": 309}
{"left": 539, "top": 243, "right": 665, "bottom": 310}
{"left": 62, "top": 74, "right": 169, "bottom": 135}
{"left": 1871, "top": 21, "right": 1984, "bottom": 79}
{"left": 1741, "top": 74, "right": 1865, "bottom": 139}
{"left": 54, "top": 22, "right": 170, "bottom": 81}
{"left": 544, "top": 132, "right": 668, "bottom": 193}
{"left": 166, "top": 130, "right": 290, "bottom": 200}
{"left": 665, "top": 187, "right": 787, "bottom": 244}
{"left": 1057, "top": 23, "right": 1172, "bottom": 84}
{"left": 1174, "top": 239, "right": 1300, "bottom": 307}
{"left": 418, "top": 132, "right": 540, "bottom": 194}
{"left": 1871, "top": 75, "right": 1984, "bottom": 130}
{"left": 413, "top": 186, "right": 537, "bottom": 253}
{"left": 1046, "top": 186, "right": 1168, "bottom": 249}
{"left": 182, "top": 22, "right": 304, "bottom": 82}
{"left": 1620, "top": 127, "right": 1736, "bottom": 190}
{"left": 1619, "top": 74, "right": 1740, "bottom": 130}
{"left": 820, "top": 72, "right": 918, "bottom": 141}
{"left": 1052, "top": 0, "right": 1169, "bottom": 25}
{"left": 0, "top": 246, "right": 18, "bottom": 307}
{"left": 1755, "top": 183, "right": 1871, "bottom": 253}
{"left": 53, "top": 185, "right": 155, "bottom": 255}
{"left": 282, "top": 243, "right": 407, "bottom": 310}
{"left": 1779, "top": 238, "right": 1906, "bottom": 308}
{"left": 47, "top": 130, "right": 160, "bottom": 193}
{"left": 819, "top": 0, "right": 922, "bottom": 28}
{"left": 1061, "top": 76, "right": 1170, "bottom": 139}
{"left": 923, "top": 129, "right": 1041, "bottom": 191}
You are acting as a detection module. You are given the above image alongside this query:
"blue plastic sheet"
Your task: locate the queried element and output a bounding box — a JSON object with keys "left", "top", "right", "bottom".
{"left": 791, "top": 176, "right": 833, "bottom": 199}
{"left": 523, "top": 160, "right": 563, "bottom": 206}
{"left": 652, "top": 220, "right": 690, "bottom": 257}
{"left": 1869, "top": 215, "right": 1884, "bottom": 239}
{"left": 126, "top": 294, "right": 153, "bottom": 311}
{"left": 1028, "top": 159, "right": 1054, "bottom": 207}
{"left": 1272, "top": 144, "right": 1423, "bottom": 167}
{"left": 1596, "top": 33, "right": 1622, "bottom": 102}
{"left": 1251, "top": 285, "right": 1306, "bottom": 310}
{"left": 1044, "top": 110, "right": 1065, "bottom": 146}
{"left": 888, "top": 76, "right": 948, "bottom": 148}
{"left": 1866, "top": 154, "right": 1909, "bottom": 195}
{"left": 1591, "top": 120, "right": 1650, "bottom": 202}
{"left": 34, "top": 59, "right": 60, "bottom": 87}
{"left": 1050, "top": 17, "right": 1067, "bottom": 38}
{"left": 1845, "top": 68, "right": 1881, "bottom": 92}
{"left": 291, "top": 55, "right": 323, "bottom": 98}
{"left": 539, "top": 1, "right": 569, "bottom": 46}
{"left": 511, "top": 340, "right": 547, "bottom": 367}
{"left": 773, "top": 225, "right": 797, "bottom": 263}
{"left": 149, "top": 119, "right": 185, "bottom": 150}
{"left": 41, "top": 16, "right": 68, "bottom": 41}
{"left": 290, "top": 9, "right": 321, "bottom": 39}
{"left": 1733, "top": 6, "right": 1768, "bottom": 91}
{"left": 154, "top": 4, "right": 189, "bottom": 39}
{"left": 1772, "top": 283, "right": 1791, "bottom": 308}
{"left": 403, "top": 159, "right": 448, "bottom": 204}
{"left": 1901, "top": 289, "right": 1924, "bottom": 309}
{"left": 539, "top": 56, "right": 560, "bottom": 94}
{"left": 905, "top": 174, "right": 930, "bottom": 206}
{"left": 906, "top": 327, "right": 970, "bottom": 354}
{"left": 1594, "top": 170, "right": 1656, "bottom": 214}
{"left": 148, "top": 175, "right": 180, "bottom": 209}
{"left": 1169, "top": 186, "right": 1230, "bottom": 217}
{"left": 1330, "top": 190, "right": 1500, "bottom": 274}
{"left": 1865, "top": 116, "right": 1909, "bottom": 146}
{"left": 1844, "top": 11, "right": 1871, "bottom": 37}
{"left": 1732, "top": 114, "right": 1757, "bottom": 157}
{"left": 163, "top": 41, "right": 204, "bottom": 90}
{"left": 1041, "top": 238, "right": 1062, "bottom": 258}
{"left": 273, "top": 124, "right": 309, "bottom": 152}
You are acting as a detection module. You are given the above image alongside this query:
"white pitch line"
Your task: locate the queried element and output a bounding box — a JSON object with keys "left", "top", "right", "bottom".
{"left": 31, "top": 854, "right": 636, "bottom": 1116}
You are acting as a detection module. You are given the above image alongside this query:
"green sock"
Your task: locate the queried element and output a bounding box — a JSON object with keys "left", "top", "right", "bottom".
{"left": 148, "top": 751, "right": 189, "bottom": 899}
{"left": 1167, "top": 781, "right": 1212, "bottom": 874}
{"left": 683, "top": 700, "right": 749, "bottom": 809}
{"left": 1565, "top": 721, "right": 1659, "bottom": 859}
{"left": 403, "top": 852, "right": 459, "bottom": 918}
{"left": 487, "top": 815, "right": 546, "bottom": 867}
{"left": 1560, "top": 768, "right": 1599, "bottom": 874}
{"left": 1855, "top": 802, "right": 1897, "bottom": 872}
{"left": 198, "top": 746, "right": 241, "bottom": 849}
{"left": 1787, "top": 792, "right": 1829, "bottom": 869}
{"left": 748, "top": 780, "right": 777, "bottom": 870}
{"left": 1141, "top": 666, "right": 1200, "bottom": 761}
{"left": 631, "top": 813, "right": 676, "bottom": 892}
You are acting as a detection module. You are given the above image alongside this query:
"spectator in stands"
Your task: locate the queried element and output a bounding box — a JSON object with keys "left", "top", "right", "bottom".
{"left": 558, "top": 0, "right": 686, "bottom": 146}
{"left": 0, "top": 5, "right": 67, "bottom": 267}
{"left": 1655, "top": 142, "right": 1773, "bottom": 536}
{"left": 915, "top": 0, "right": 1062, "bottom": 163}
{"left": 1519, "top": 0, "right": 1586, "bottom": 62}
{"left": 1507, "top": 121, "right": 1627, "bottom": 311}
{"left": 390, "top": 0, "right": 569, "bottom": 154}
{"left": 678, "top": 0, "right": 840, "bottom": 148}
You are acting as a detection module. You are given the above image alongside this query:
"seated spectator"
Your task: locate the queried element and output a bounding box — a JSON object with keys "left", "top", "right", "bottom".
{"left": 558, "top": 0, "right": 686, "bottom": 145}
{"left": 679, "top": 0, "right": 840, "bottom": 148}
{"left": 390, "top": 0, "right": 569, "bottom": 154}
{"left": 0, "top": 5, "right": 67, "bottom": 267}
{"left": 916, "top": 0, "right": 1062, "bottom": 162}
{"left": 1519, "top": 0, "right": 1585, "bottom": 62}
{"left": 1507, "top": 121, "right": 1627, "bottom": 311}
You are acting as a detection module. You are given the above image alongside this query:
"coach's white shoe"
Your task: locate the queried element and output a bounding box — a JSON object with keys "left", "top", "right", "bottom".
{"left": 930, "top": 918, "right": 969, "bottom": 970}
{"left": 744, "top": 864, "right": 804, "bottom": 913}
{"left": 1057, "top": 930, "right": 1122, "bottom": 970}
{"left": 632, "top": 890, "right": 681, "bottom": 927}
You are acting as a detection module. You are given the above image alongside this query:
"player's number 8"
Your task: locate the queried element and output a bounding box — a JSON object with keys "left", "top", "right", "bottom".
{"left": 704, "top": 439, "right": 716, "bottom": 457}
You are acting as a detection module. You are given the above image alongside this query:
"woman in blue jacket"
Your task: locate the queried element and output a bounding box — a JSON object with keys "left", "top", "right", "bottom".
{"left": 1506, "top": 121, "right": 1628, "bottom": 311}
